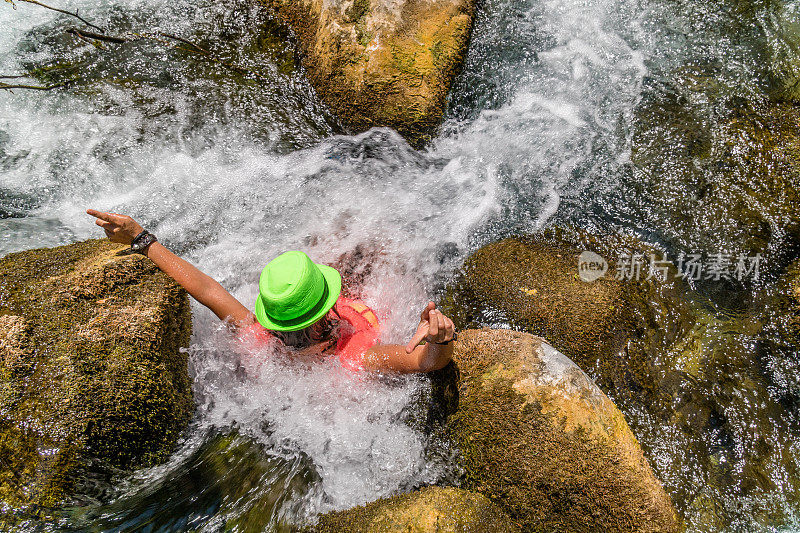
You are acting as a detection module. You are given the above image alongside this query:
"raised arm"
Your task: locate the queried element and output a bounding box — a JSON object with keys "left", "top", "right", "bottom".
{"left": 87, "top": 209, "right": 256, "bottom": 327}
{"left": 361, "top": 302, "right": 455, "bottom": 373}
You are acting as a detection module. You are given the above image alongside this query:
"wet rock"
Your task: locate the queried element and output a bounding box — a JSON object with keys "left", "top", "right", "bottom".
{"left": 761, "top": 257, "right": 800, "bottom": 398}
{"left": 443, "top": 228, "right": 695, "bottom": 401}
{"left": 632, "top": 305, "right": 800, "bottom": 529}
{"left": 0, "top": 239, "right": 192, "bottom": 513}
{"left": 311, "top": 485, "right": 519, "bottom": 532}
{"left": 260, "top": 0, "right": 477, "bottom": 147}
{"left": 78, "top": 431, "right": 319, "bottom": 532}
{"left": 447, "top": 328, "right": 681, "bottom": 532}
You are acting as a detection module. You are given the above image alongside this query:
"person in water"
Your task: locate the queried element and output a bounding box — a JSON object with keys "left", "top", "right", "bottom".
{"left": 86, "top": 209, "right": 456, "bottom": 373}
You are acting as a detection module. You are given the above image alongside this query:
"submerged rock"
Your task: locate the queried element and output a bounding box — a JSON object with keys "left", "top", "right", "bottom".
{"left": 631, "top": 73, "right": 800, "bottom": 259}
{"left": 447, "top": 328, "right": 681, "bottom": 532}
{"left": 312, "top": 485, "right": 518, "bottom": 532}
{"left": 0, "top": 239, "right": 192, "bottom": 514}
{"left": 260, "top": 0, "right": 477, "bottom": 146}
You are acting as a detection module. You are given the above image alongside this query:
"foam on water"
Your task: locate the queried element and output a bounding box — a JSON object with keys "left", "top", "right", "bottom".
{"left": 191, "top": 320, "right": 444, "bottom": 516}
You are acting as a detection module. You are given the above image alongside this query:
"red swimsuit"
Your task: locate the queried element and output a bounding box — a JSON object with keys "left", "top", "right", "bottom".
{"left": 239, "top": 296, "right": 381, "bottom": 371}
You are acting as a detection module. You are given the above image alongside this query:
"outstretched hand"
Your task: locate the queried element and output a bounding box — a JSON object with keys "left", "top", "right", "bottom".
{"left": 86, "top": 209, "right": 144, "bottom": 245}
{"left": 404, "top": 301, "right": 456, "bottom": 353}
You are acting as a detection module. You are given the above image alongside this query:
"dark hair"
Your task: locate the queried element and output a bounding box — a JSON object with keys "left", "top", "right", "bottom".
{"left": 275, "top": 315, "right": 337, "bottom": 348}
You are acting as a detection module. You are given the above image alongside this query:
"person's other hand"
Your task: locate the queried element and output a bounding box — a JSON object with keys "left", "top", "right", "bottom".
{"left": 405, "top": 301, "right": 456, "bottom": 353}
{"left": 86, "top": 209, "right": 144, "bottom": 245}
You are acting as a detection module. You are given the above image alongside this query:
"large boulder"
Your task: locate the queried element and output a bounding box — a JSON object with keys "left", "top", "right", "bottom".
{"left": 447, "top": 328, "right": 681, "bottom": 532}
{"left": 0, "top": 239, "right": 192, "bottom": 513}
{"left": 312, "top": 486, "right": 519, "bottom": 532}
{"left": 443, "top": 229, "right": 696, "bottom": 402}
{"left": 260, "top": 0, "right": 477, "bottom": 146}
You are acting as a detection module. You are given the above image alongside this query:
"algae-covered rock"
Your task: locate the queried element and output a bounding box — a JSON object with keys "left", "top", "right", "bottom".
{"left": 447, "top": 328, "right": 681, "bottom": 532}
{"left": 0, "top": 239, "right": 192, "bottom": 513}
{"left": 443, "top": 229, "right": 696, "bottom": 402}
{"left": 260, "top": 0, "right": 477, "bottom": 146}
{"left": 312, "top": 486, "right": 519, "bottom": 532}
{"left": 445, "top": 231, "right": 800, "bottom": 528}
{"left": 761, "top": 257, "right": 800, "bottom": 398}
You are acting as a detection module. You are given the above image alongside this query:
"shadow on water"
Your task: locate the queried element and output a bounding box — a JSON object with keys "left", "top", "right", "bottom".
{"left": 49, "top": 431, "right": 320, "bottom": 532}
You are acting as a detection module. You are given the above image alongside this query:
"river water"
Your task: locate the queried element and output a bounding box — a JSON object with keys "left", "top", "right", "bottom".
{"left": 2, "top": 0, "right": 800, "bottom": 530}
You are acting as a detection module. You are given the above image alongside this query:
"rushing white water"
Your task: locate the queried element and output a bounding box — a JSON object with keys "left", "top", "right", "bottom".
{"left": 3, "top": 0, "right": 800, "bottom": 529}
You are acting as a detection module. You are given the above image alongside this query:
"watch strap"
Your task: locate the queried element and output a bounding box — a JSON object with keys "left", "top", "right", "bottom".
{"left": 130, "top": 230, "right": 157, "bottom": 253}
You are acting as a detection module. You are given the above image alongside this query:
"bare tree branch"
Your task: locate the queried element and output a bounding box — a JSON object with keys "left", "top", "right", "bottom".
{"left": 0, "top": 80, "right": 69, "bottom": 90}
{"left": 17, "top": 0, "right": 105, "bottom": 32}
{"left": 1, "top": 2, "right": 264, "bottom": 91}
{"left": 158, "top": 32, "right": 212, "bottom": 55}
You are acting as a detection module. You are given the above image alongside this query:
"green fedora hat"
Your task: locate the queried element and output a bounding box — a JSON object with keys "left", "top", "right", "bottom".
{"left": 254, "top": 250, "right": 342, "bottom": 332}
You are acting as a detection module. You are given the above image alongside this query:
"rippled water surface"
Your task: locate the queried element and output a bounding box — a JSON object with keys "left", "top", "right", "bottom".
{"left": 2, "top": 0, "right": 800, "bottom": 529}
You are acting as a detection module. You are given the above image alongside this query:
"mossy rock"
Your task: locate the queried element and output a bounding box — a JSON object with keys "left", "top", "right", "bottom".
{"left": 445, "top": 232, "right": 800, "bottom": 528}
{"left": 447, "top": 328, "right": 681, "bottom": 532}
{"left": 443, "top": 229, "right": 696, "bottom": 410}
{"left": 633, "top": 303, "right": 800, "bottom": 528}
{"left": 311, "top": 486, "right": 519, "bottom": 532}
{"left": 259, "top": 0, "right": 477, "bottom": 147}
{"left": 0, "top": 239, "right": 192, "bottom": 515}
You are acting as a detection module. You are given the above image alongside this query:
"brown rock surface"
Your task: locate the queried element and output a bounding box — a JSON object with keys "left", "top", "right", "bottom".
{"left": 447, "top": 328, "right": 682, "bottom": 532}
{"left": 261, "top": 0, "right": 477, "bottom": 146}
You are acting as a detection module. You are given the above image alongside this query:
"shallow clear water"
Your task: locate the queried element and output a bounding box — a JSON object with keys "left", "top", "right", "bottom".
{"left": 2, "top": 0, "right": 800, "bottom": 529}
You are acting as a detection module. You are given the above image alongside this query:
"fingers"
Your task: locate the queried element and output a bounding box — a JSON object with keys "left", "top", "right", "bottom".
{"left": 87, "top": 209, "right": 116, "bottom": 223}
{"left": 405, "top": 324, "right": 429, "bottom": 353}
{"left": 407, "top": 304, "right": 455, "bottom": 352}
{"left": 428, "top": 310, "right": 450, "bottom": 343}
{"left": 444, "top": 315, "right": 454, "bottom": 341}
{"left": 95, "top": 219, "right": 116, "bottom": 230}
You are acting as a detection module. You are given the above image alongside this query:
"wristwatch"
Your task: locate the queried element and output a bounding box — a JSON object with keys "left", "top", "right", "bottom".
{"left": 130, "top": 230, "right": 157, "bottom": 254}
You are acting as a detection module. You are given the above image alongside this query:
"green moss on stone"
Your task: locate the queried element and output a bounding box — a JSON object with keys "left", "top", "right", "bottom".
{"left": 446, "top": 329, "right": 681, "bottom": 533}
{"left": 312, "top": 486, "right": 519, "bottom": 532}
{"left": 631, "top": 82, "right": 800, "bottom": 257}
{"left": 443, "top": 227, "right": 695, "bottom": 403}
{"left": 259, "top": 0, "right": 477, "bottom": 148}
{"left": 344, "top": 0, "right": 371, "bottom": 23}
{"left": 0, "top": 239, "right": 192, "bottom": 516}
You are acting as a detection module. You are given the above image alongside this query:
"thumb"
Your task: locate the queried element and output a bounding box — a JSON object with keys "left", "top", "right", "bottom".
{"left": 405, "top": 323, "right": 428, "bottom": 353}
{"left": 420, "top": 301, "right": 435, "bottom": 321}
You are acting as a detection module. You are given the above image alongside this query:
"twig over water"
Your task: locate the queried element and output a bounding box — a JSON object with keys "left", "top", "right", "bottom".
{"left": 1, "top": 0, "right": 264, "bottom": 90}
{"left": 0, "top": 80, "right": 70, "bottom": 90}
{"left": 16, "top": 0, "right": 105, "bottom": 32}
{"left": 67, "top": 28, "right": 126, "bottom": 43}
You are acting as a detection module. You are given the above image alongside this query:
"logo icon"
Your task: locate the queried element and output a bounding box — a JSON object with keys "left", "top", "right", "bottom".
{"left": 578, "top": 251, "right": 608, "bottom": 282}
